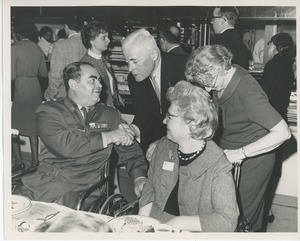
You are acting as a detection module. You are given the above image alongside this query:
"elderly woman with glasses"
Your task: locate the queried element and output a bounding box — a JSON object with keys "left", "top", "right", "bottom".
{"left": 185, "top": 45, "right": 291, "bottom": 232}
{"left": 138, "top": 80, "right": 239, "bottom": 232}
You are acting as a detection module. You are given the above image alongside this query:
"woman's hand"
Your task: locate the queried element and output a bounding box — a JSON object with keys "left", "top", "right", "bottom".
{"left": 223, "top": 149, "right": 246, "bottom": 164}
{"left": 166, "top": 216, "right": 202, "bottom": 232}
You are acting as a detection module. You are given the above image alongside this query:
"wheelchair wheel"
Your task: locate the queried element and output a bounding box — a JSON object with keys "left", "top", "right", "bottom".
{"left": 99, "top": 194, "right": 129, "bottom": 217}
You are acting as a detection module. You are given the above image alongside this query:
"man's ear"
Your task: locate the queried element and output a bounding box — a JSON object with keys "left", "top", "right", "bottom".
{"left": 68, "top": 79, "right": 78, "bottom": 90}
{"left": 151, "top": 49, "right": 159, "bottom": 61}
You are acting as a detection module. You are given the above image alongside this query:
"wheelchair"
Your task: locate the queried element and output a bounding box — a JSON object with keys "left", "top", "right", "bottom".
{"left": 12, "top": 149, "right": 139, "bottom": 218}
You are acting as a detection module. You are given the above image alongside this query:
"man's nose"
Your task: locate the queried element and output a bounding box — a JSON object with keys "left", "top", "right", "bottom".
{"left": 128, "top": 62, "right": 133, "bottom": 72}
{"left": 95, "top": 79, "right": 102, "bottom": 88}
{"left": 163, "top": 117, "right": 167, "bottom": 124}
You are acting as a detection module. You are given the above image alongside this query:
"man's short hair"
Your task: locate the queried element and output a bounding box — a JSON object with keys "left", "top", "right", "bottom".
{"left": 121, "top": 28, "right": 158, "bottom": 54}
{"left": 63, "top": 62, "right": 94, "bottom": 92}
{"left": 160, "top": 24, "right": 181, "bottom": 44}
{"left": 39, "top": 26, "right": 53, "bottom": 38}
{"left": 218, "top": 7, "right": 239, "bottom": 26}
{"left": 64, "top": 15, "right": 84, "bottom": 32}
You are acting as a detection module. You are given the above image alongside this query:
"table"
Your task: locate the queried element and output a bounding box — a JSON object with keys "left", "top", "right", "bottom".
{"left": 12, "top": 199, "right": 112, "bottom": 232}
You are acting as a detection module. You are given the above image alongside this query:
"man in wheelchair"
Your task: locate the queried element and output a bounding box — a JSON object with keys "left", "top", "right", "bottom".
{"left": 13, "top": 62, "right": 148, "bottom": 210}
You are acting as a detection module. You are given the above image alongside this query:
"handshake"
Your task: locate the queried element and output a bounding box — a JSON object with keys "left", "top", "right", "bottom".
{"left": 105, "top": 123, "right": 140, "bottom": 146}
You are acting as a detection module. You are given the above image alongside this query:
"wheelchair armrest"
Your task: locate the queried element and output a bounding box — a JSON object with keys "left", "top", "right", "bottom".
{"left": 12, "top": 166, "right": 38, "bottom": 180}
{"left": 115, "top": 198, "right": 139, "bottom": 217}
{"left": 76, "top": 175, "right": 111, "bottom": 211}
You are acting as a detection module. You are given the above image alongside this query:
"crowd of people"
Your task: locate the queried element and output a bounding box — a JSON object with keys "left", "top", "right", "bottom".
{"left": 11, "top": 6, "right": 295, "bottom": 232}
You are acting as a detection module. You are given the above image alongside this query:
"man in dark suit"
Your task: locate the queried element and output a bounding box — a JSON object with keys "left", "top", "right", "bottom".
{"left": 16, "top": 62, "right": 148, "bottom": 209}
{"left": 158, "top": 24, "right": 189, "bottom": 56}
{"left": 210, "top": 7, "right": 250, "bottom": 70}
{"left": 121, "top": 29, "right": 188, "bottom": 154}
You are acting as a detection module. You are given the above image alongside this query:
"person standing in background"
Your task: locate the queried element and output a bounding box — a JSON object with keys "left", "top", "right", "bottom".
{"left": 11, "top": 19, "right": 48, "bottom": 171}
{"left": 210, "top": 7, "right": 250, "bottom": 70}
{"left": 261, "top": 32, "right": 296, "bottom": 224}
{"left": 158, "top": 23, "right": 189, "bottom": 56}
{"left": 44, "top": 15, "right": 87, "bottom": 101}
{"left": 37, "top": 26, "right": 53, "bottom": 59}
{"left": 80, "top": 20, "right": 124, "bottom": 108}
{"left": 121, "top": 29, "right": 188, "bottom": 154}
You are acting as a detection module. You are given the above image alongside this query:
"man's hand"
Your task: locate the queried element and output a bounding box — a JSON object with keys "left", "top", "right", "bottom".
{"left": 146, "top": 140, "right": 158, "bottom": 161}
{"left": 105, "top": 128, "right": 134, "bottom": 146}
{"left": 133, "top": 177, "right": 146, "bottom": 198}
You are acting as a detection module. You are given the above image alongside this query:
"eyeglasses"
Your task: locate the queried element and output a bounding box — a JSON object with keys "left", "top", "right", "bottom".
{"left": 211, "top": 15, "right": 223, "bottom": 19}
{"left": 165, "top": 112, "right": 179, "bottom": 121}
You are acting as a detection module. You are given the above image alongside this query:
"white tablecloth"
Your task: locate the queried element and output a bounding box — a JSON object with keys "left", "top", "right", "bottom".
{"left": 12, "top": 199, "right": 112, "bottom": 232}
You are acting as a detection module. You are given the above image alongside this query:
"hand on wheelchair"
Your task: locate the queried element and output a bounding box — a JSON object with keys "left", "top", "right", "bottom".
{"left": 134, "top": 177, "right": 146, "bottom": 198}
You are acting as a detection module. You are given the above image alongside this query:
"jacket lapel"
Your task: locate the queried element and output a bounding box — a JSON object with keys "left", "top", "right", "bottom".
{"left": 217, "top": 65, "right": 246, "bottom": 105}
{"left": 64, "top": 97, "right": 86, "bottom": 126}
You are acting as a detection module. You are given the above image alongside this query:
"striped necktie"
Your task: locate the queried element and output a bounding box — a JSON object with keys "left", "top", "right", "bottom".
{"left": 150, "top": 76, "right": 161, "bottom": 105}
{"left": 81, "top": 106, "right": 88, "bottom": 120}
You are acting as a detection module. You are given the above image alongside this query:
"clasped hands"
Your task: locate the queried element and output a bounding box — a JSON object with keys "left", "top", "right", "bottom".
{"left": 105, "top": 123, "right": 139, "bottom": 146}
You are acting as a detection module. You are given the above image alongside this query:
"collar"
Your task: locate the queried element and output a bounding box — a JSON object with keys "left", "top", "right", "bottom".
{"left": 167, "top": 45, "right": 180, "bottom": 53}
{"left": 39, "top": 37, "right": 51, "bottom": 45}
{"left": 88, "top": 49, "right": 102, "bottom": 60}
{"left": 220, "top": 27, "right": 235, "bottom": 34}
{"left": 168, "top": 140, "right": 223, "bottom": 180}
{"left": 151, "top": 57, "right": 162, "bottom": 79}
{"left": 214, "top": 64, "right": 246, "bottom": 105}
{"left": 64, "top": 96, "right": 95, "bottom": 113}
{"left": 68, "top": 32, "right": 80, "bottom": 38}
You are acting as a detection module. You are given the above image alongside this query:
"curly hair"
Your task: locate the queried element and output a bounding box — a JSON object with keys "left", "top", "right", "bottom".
{"left": 81, "top": 20, "right": 108, "bottom": 49}
{"left": 166, "top": 80, "right": 219, "bottom": 140}
{"left": 185, "top": 45, "right": 233, "bottom": 89}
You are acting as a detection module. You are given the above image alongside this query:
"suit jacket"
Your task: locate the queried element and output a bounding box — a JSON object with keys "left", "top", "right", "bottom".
{"left": 168, "top": 45, "right": 189, "bottom": 56}
{"left": 22, "top": 97, "right": 148, "bottom": 203}
{"left": 127, "top": 52, "right": 188, "bottom": 153}
{"left": 44, "top": 33, "right": 87, "bottom": 100}
{"left": 139, "top": 137, "right": 239, "bottom": 232}
{"left": 210, "top": 29, "right": 250, "bottom": 70}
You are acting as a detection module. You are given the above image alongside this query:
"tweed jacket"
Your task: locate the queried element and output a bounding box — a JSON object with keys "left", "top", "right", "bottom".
{"left": 139, "top": 137, "right": 239, "bottom": 232}
{"left": 22, "top": 97, "right": 148, "bottom": 203}
{"left": 44, "top": 33, "right": 87, "bottom": 100}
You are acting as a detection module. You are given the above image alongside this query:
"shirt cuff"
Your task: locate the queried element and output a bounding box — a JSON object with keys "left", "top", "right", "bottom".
{"left": 101, "top": 133, "right": 108, "bottom": 148}
{"left": 134, "top": 176, "right": 147, "bottom": 184}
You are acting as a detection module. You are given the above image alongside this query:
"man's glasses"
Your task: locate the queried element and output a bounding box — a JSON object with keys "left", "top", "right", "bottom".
{"left": 211, "top": 15, "right": 223, "bottom": 19}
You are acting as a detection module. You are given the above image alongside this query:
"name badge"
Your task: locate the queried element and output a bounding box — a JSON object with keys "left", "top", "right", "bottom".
{"left": 162, "top": 161, "right": 174, "bottom": 171}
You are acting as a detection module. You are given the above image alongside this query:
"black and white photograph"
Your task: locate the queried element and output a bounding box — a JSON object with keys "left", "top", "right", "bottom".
{"left": 2, "top": 0, "right": 299, "bottom": 239}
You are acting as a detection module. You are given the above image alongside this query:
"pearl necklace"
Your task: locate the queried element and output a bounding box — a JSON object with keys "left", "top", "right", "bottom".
{"left": 177, "top": 142, "right": 206, "bottom": 161}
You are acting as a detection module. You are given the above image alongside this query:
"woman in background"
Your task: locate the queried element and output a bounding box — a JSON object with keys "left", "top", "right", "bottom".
{"left": 81, "top": 20, "right": 123, "bottom": 108}
{"left": 139, "top": 81, "right": 239, "bottom": 232}
{"left": 261, "top": 32, "right": 296, "bottom": 223}
{"left": 185, "top": 44, "right": 291, "bottom": 231}
{"left": 11, "top": 19, "right": 48, "bottom": 171}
